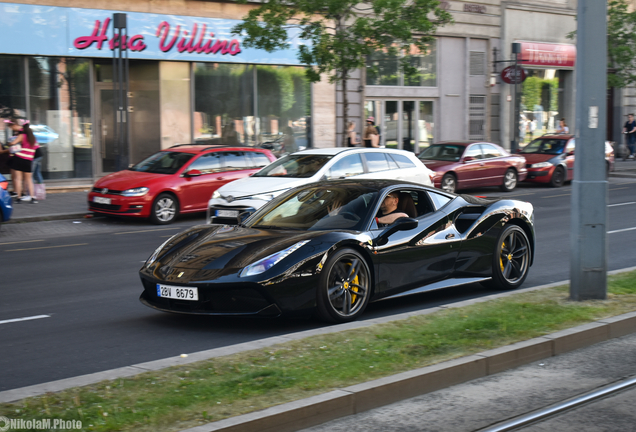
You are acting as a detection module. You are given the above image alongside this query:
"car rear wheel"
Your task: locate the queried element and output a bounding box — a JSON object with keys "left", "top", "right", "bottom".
{"left": 316, "top": 248, "right": 371, "bottom": 323}
{"left": 482, "top": 224, "right": 530, "bottom": 290}
{"left": 441, "top": 173, "right": 457, "bottom": 194}
{"left": 150, "top": 193, "right": 179, "bottom": 225}
{"left": 500, "top": 169, "right": 518, "bottom": 192}
{"left": 550, "top": 166, "right": 566, "bottom": 188}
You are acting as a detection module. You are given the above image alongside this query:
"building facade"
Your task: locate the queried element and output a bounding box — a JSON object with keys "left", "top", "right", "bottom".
{"left": 0, "top": 0, "right": 335, "bottom": 183}
{"left": 339, "top": 0, "right": 579, "bottom": 153}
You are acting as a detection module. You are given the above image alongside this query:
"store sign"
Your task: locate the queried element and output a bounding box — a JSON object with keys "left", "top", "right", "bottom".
{"left": 519, "top": 42, "right": 576, "bottom": 68}
{"left": 501, "top": 66, "right": 526, "bottom": 84}
{"left": 0, "top": 3, "right": 304, "bottom": 65}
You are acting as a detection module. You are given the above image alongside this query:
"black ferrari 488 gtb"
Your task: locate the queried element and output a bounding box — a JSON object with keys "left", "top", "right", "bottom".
{"left": 139, "top": 179, "right": 535, "bottom": 323}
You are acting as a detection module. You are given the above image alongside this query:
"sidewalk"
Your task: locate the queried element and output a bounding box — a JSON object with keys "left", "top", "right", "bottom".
{"left": 5, "top": 159, "right": 636, "bottom": 224}
{"left": 6, "top": 185, "right": 91, "bottom": 223}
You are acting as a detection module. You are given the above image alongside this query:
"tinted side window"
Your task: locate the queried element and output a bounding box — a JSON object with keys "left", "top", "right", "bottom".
{"left": 187, "top": 153, "right": 222, "bottom": 174}
{"left": 390, "top": 153, "right": 416, "bottom": 169}
{"left": 463, "top": 145, "right": 483, "bottom": 160}
{"left": 480, "top": 144, "right": 503, "bottom": 159}
{"left": 251, "top": 152, "right": 272, "bottom": 167}
{"left": 222, "top": 152, "right": 247, "bottom": 169}
{"left": 566, "top": 139, "right": 575, "bottom": 153}
{"left": 327, "top": 154, "right": 364, "bottom": 179}
{"left": 428, "top": 191, "right": 452, "bottom": 209}
{"left": 364, "top": 152, "right": 390, "bottom": 172}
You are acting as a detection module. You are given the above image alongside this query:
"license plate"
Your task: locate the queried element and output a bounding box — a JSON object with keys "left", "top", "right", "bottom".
{"left": 93, "top": 196, "right": 111, "bottom": 205}
{"left": 216, "top": 209, "right": 239, "bottom": 218}
{"left": 156, "top": 284, "right": 199, "bottom": 301}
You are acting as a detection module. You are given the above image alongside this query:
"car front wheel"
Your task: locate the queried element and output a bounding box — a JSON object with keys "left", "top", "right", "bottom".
{"left": 316, "top": 248, "right": 371, "bottom": 323}
{"left": 483, "top": 224, "right": 531, "bottom": 290}
{"left": 500, "top": 169, "right": 518, "bottom": 192}
{"left": 550, "top": 166, "right": 566, "bottom": 188}
{"left": 441, "top": 173, "right": 457, "bottom": 194}
{"left": 150, "top": 193, "right": 179, "bottom": 225}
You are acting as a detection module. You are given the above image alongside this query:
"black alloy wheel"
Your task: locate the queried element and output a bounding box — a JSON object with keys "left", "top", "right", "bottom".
{"left": 150, "top": 193, "right": 179, "bottom": 225}
{"left": 500, "top": 169, "right": 518, "bottom": 192}
{"left": 483, "top": 224, "right": 530, "bottom": 290}
{"left": 550, "top": 166, "right": 566, "bottom": 188}
{"left": 441, "top": 173, "right": 457, "bottom": 194}
{"left": 316, "top": 248, "right": 371, "bottom": 323}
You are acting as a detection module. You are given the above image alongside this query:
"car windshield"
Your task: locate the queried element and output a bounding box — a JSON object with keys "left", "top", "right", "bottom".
{"left": 247, "top": 185, "right": 378, "bottom": 231}
{"left": 129, "top": 151, "right": 194, "bottom": 174}
{"left": 253, "top": 154, "right": 332, "bottom": 178}
{"left": 520, "top": 139, "right": 567, "bottom": 155}
{"left": 418, "top": 145, "right": 464, "bottom": 162}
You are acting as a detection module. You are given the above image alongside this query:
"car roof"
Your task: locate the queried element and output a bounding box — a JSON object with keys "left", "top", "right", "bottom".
{"left": 292, "top": 147, "right": 418, "bottom": 156}
{"left": 163, "top": 145, "right": 270, "bottom": 154}
{"left": 296, "top": 178, "right": 451, "bottom": 195}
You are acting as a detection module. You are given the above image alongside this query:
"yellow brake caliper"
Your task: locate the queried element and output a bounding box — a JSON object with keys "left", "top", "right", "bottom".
{"left": 345, "top": 263, "right": 359, "bottom": 304}
{"left": 500, "top": 241, "right": 506, "bottom": 272}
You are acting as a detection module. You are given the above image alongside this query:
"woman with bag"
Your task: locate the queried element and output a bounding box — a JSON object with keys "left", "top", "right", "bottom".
{"left": 6, "top": 118, "right": 38, "bottom": 203}
{"left": 363, "top": 117, "right": 379, "bottom": 148}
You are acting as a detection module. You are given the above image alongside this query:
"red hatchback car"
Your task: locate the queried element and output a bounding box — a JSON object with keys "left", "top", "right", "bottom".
{"left": 521, "top": 134, "right": 614, "bottom": 187}
{"left": 88, "top": 145, "right": 276, "bottom": 224}
{"left": 418, "top": 142, "right": 527, "bottom": 193}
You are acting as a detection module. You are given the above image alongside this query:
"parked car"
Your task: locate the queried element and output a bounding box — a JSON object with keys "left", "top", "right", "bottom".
{"left": 140, "top": 179, "right": 535, "bottom": 322}
{"left": 418, "top": 142, "right": 527, "bottom": 193}
{"left": 207, "top": 147, "right": 434, "bottom": 224}
{"left": 88, "top": 145, "right": 276, "bottom": 224}
{"left": 521, "top": 134, "right": 614, "bottom": 187}
{"left": 30, "top": 125, "right": 59, "bottom": 144}
{"left": 0, "top": 173, "right": 13, "bottom": 228}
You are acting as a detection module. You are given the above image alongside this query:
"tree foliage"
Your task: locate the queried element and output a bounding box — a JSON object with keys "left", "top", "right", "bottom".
{"left": 232, "top": 0, "right": 452, "bottom": 145}
{"left": 570, "top": 0, "right": 636, "bottom": 88}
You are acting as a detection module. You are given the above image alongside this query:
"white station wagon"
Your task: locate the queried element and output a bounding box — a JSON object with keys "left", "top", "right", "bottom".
{"left": 207, "top": 147, "right": 434, "bottom": 223}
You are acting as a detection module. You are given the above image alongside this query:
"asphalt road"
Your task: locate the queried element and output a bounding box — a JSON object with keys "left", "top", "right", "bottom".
{"left": 1, "top": 178, "right": 636, "bottom": 392}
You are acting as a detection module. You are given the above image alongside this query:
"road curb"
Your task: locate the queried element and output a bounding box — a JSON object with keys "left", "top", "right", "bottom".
{"left": 1, "top": 268, "right": 636, "bottom": 417}
{"left": 5, "top": 212, "right": 90, "bottom": 224}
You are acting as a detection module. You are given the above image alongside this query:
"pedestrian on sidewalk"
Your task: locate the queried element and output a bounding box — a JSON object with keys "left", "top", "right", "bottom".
{"left": 623, "top": 113, "right": 636, "bottom": 160}
{"left": 6, "top": 118, "right": 38, "bottom": 203}
{"left": 556, "top": 118, "right": 569, "bottom": 134}
{"left": 363, "top": 117, "right": 379, "bottom": 148}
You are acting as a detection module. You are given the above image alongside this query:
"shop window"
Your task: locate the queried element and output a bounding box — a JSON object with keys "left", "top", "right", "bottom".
{"left": 366, "top": 41, "right": 437, "bottom": 87}
{"left": 194, "top": 63, "right": 255, "bottom": 147}
{"left": 257, "top": 65, "right": 311, "bottom": 154}
{"left": 28, "top": 57, "right": 92, "bottom": 179}
{"left": 0, "top": 55, "right": 26, "bottom": 174}
{"left": 520, "top": 69, "right": 562, "bottom": 143}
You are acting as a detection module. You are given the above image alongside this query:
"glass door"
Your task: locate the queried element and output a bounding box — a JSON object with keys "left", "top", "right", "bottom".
{"left": 402, "top": 101, "right": 416, "bottom": 152}
{"left": 94, "top": 84, "right": 116, "bottom": 174}
{"left": 384, "top": 101, "right": 399, "bottom": 149}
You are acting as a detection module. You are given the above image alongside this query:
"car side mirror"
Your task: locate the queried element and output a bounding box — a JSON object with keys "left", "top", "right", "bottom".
{"left": 373, "top": 217, "right": 418, "bottom": 246}
{"left": 463, "top": 156, "right": 474, "bottom": 163}
{"left": 184, "top": 169, "right": 202, "bottom": 177}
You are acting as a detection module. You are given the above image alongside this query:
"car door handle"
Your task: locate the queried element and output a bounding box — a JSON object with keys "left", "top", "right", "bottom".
{"left": 217, "top": 177, "right": 226, "bottom": 181}
{"left": 445, "top": 233, "right": 455, "bottom": 240}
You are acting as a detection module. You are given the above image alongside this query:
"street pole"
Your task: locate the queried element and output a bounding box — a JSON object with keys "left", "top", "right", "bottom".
{"left": 570, "top": 0, "right": 608, "bottom": 300}
{"left": 510, "top": 43, "right": 521, "bottom": 153}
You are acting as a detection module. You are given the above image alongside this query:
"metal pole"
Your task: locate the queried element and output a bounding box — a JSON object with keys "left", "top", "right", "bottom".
{"left": 511, "top": 43, "right": 521, "bottom": 153}
{"left": 570, "top": 0, "right": 608, "bottom": 300}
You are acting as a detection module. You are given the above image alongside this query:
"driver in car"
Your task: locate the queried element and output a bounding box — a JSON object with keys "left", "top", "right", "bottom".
{"left": 376, "top": 192, "right": 408, "bottom": 226}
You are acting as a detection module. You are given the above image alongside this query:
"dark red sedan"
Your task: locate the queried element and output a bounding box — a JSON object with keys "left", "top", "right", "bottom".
{"left": 88, "top": 145, "right": 276, "bottom": 224}
{"left": 521, "top": 134, "right": 614, "bottom": 187}
{"left": 418, "top": 142, "right": 527, "bottom": 193}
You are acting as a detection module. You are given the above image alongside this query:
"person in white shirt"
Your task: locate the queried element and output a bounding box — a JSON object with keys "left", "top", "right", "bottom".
{"left": 556, "top": 118, "right": 569, "bottom": 134}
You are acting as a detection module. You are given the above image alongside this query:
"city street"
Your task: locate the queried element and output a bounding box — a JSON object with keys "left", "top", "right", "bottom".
{"left": 1, "top": 178, "right": 636, "bottom": 392}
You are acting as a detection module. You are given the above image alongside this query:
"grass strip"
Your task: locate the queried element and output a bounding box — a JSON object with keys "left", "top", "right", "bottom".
{"left": 2, "top": 271, "right": 636, "bottom": 432}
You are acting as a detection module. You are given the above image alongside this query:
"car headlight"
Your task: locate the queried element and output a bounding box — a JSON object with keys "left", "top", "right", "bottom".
{"left": 530, "top": 162, "right": 552, "bottom": 169}
{"left": 240, "top": 240, "right": 310, "bottom": 277}
{"left": 121, "top": 187, "right": 149, "bottom": 197}
{"left": 252, "top": 189, "right": 289, "bottom": 201}
{"left": 211, "top": 190, "right": 221, "bottom": 199}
